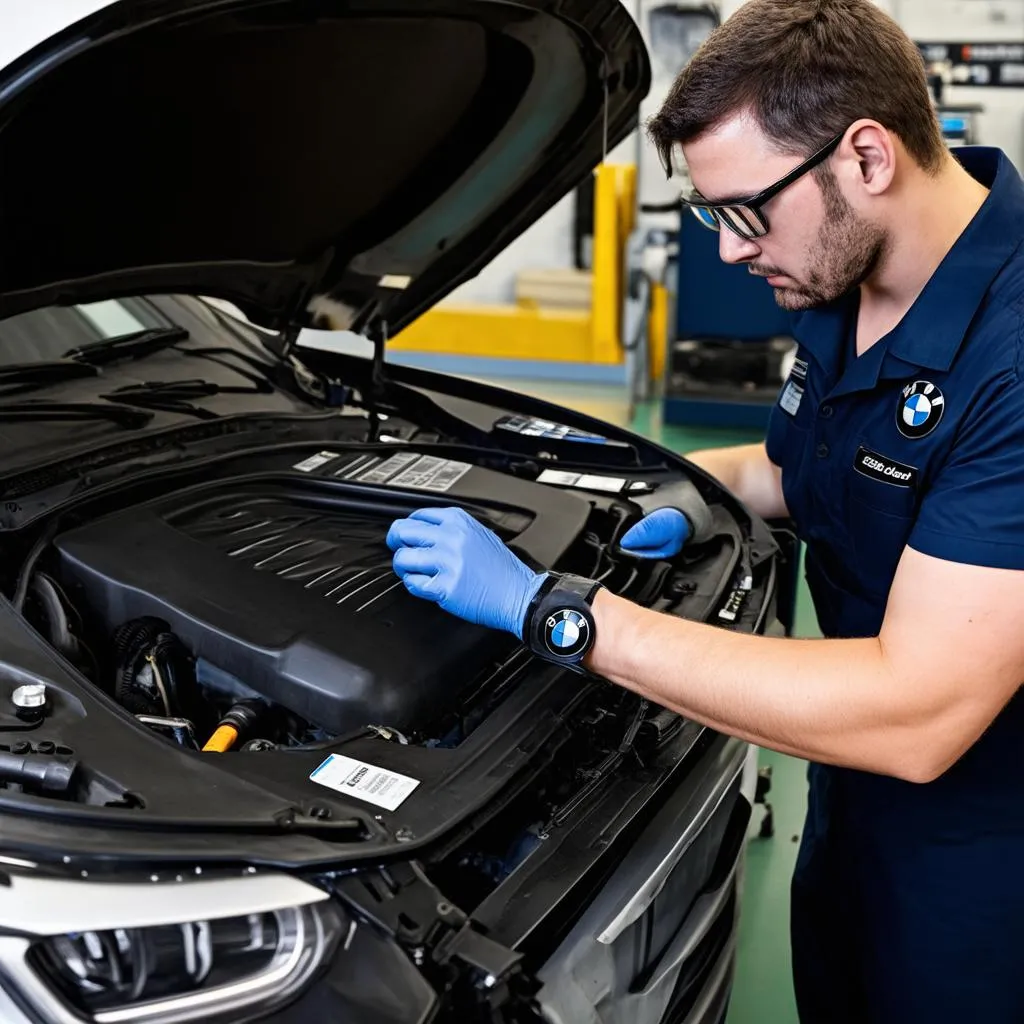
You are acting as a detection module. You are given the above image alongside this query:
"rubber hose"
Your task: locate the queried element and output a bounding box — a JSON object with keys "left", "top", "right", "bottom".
{"left": 11, "top": 520, "right": 61, "bottom": 614}
{"left": 29, "top": 575, "right": 74, "bottom": 653}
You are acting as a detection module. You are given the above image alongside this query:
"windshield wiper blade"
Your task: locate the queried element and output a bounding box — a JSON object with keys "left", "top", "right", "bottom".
{"left": 63, "top": 326, "right": 190, "bottom": 366}
{"left": 0, "top": 361, "right": 101, "bottom": 389}
{"left": 0, "top": 401, "right": 153, "bottom": 427}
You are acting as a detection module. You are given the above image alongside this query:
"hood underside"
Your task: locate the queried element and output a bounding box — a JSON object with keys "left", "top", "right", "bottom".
{"left": 0, "top": 0, "right": 649, "bottom": 338}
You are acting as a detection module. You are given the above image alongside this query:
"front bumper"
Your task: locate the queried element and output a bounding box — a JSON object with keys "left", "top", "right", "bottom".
{"left": 0, "top": 734, "right": 754, "bottom": 1024}
{"left": 277, "top": 732, "right": 754, "bottom": 1024}
{"left": 531, "top": 736, "right": 751, "bottom": 1024}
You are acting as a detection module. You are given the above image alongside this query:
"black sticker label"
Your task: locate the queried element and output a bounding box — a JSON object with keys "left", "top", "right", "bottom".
{"left": 790, "top": 357, "right": 809, "bottom": 381}
{"left": 853, "top": 446, "right": 918, "bottom": 488}
{"left": 717, "top": 588, "right": 749, "bottom": 623}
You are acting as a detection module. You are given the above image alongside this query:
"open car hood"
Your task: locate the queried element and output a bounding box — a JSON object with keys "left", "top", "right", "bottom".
{"left": 0, "top": 0, "right": 649, "bottom": 340}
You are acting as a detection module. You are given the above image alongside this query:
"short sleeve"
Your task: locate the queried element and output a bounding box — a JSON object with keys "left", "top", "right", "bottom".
{"left": 910, "top": 372, "right": 1024, "bottom": 570}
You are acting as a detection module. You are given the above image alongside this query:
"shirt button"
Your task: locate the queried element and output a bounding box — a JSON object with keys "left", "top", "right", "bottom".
{"left": 820, "top": 405, "right": 834, "bottom": 418}
{"left": 816, "top": 443, "right": 830, "bottom": 458}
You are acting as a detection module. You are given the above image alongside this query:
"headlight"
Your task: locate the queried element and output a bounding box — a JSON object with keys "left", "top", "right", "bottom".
{"left": 0, "top": 869, "right": 343, "bottom": 1023}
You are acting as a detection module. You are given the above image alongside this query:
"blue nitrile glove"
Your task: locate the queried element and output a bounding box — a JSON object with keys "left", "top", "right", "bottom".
{"left": 618, "top": 507, "right": 691, "bottom": 559}
{"left": 386, "top": 507, "right": 547, "bottom": 639}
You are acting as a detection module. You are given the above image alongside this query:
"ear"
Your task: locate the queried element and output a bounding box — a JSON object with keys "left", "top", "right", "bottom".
{"left": 843, "top": 120, "right": 897, "bottom": 196}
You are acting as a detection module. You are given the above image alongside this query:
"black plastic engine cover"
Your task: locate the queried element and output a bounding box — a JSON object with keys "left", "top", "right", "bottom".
{"left": 52, "top": 468, "right": 591, "bottom": 734}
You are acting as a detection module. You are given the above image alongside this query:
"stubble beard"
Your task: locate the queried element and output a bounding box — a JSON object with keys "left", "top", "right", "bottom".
{"left": 768, "top": 169, "right": 888, "bottom": 312}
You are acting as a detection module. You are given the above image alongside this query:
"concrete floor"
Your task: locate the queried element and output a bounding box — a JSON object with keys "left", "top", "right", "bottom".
{"left": 473, "top": 377, "right": 815, "bottom": 1024}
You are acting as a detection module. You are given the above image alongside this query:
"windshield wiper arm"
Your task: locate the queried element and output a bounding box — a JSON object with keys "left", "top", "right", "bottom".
{"left": 105, "top": 379, "right": 232, "bottom": 400}
{"left": 62, "top": 326, "right": 190, "bottom": 366}
{"left": 100, "top": 379, "right": 240, "bottom": 420}
{"left": 0, "top": 401, "right": 153, "bottom": 427}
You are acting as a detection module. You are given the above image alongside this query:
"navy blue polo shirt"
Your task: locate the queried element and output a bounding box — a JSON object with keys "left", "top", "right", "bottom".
{"left": 770, "top": 148, "right": 1024, "bottom": 1021}
{"left": 766, "top": 145, "right": 1024, "bottom": 836}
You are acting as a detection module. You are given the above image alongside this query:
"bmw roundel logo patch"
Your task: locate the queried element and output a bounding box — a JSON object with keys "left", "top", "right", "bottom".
{"left": 897, "top": 380, "right": 945, "bottom": 439}
{"left": 543, "top": 608, "right": 591, "bottom": 658}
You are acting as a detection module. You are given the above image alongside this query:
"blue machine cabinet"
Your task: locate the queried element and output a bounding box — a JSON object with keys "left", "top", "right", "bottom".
{"left": 663, "top": 211, "right": 796, "bottom": 429}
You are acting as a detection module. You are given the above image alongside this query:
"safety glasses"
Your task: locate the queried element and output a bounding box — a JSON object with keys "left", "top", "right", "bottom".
{"left": 666, "top": 131, "right": 846, "bottom": 240}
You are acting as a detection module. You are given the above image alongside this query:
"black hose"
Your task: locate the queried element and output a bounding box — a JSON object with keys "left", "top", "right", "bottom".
{"left": 0, "top": 751, "right": 78, "bottom": 793}
{"left": 113, "top": 618, "right": 161, "bottom": 707}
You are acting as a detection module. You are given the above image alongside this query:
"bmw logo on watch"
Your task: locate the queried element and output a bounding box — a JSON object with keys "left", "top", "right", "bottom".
{"left": 897, "top": 380, "right": 945, "bottom": 439}
{"left": 543, "top": 608, "right": 591, "bottom": 658}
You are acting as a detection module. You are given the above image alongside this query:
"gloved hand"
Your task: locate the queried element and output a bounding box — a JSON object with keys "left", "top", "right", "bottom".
{"left": 386, "top": 506, "right": 547, "bottom": 639}
{"left": 618, "top": 507, "right": 690, "bottom": 559}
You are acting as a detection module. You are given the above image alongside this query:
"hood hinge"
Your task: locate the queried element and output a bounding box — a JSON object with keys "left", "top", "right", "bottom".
{"left": 279, "top": 322, "right": 303, "bottom": 359}
{"left": 262, "top": 320, "right": 303, "bottom": 362}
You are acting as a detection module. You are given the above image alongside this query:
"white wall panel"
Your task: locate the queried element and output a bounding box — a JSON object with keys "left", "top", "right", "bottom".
{"left": 895, "top": 0, "right": 1024, "bottom": 167}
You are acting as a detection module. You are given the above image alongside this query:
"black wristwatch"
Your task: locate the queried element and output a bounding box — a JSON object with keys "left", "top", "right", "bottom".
{"left": 522, "top": 572, "right": 604, "bottom": 672}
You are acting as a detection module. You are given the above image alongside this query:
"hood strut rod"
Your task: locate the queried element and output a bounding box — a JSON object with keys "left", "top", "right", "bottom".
{"left": 367, "top": 320, "right": 388, "bottom": 442}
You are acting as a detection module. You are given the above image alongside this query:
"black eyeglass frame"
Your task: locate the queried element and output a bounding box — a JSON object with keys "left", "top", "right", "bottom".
{"left": 670, "top": 130, "right": 846, "bottom": 239}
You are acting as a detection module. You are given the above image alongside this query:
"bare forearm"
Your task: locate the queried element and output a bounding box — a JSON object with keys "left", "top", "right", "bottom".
{"left": 583, "top": 590, "right": 949, "bottom": 781}
{"left": 685, "top": 442, "right": 788, "bottom": 520}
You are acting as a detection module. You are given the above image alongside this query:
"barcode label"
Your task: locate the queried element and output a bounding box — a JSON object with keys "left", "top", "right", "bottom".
{"left": 309, "top": 754, "right": 419, "bottom": 811}
{"left": 356, "top": 452, "right": 421, "bottom": 485}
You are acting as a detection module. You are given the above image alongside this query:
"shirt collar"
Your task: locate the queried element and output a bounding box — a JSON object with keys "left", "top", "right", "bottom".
{"left": 793, "top": 147, "right": 1024, "bottom": 380}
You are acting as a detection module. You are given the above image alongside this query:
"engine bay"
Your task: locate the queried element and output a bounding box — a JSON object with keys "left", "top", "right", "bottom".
{"left": 0, "top": 338, "right": 789, "bottom": 889}
{"left": 34, "top": 442, "right": 774, "bottom": 759}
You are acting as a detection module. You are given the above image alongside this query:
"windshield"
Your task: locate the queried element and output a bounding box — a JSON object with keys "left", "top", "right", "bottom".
{"left": 0, "top": 298, "right": 167, "bottom": 365}
{"left": 0, "top": 294, "right": 367, "bottom": 366}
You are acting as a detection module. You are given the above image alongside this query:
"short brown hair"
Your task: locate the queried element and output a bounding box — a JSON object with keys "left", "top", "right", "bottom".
{"left": 647, "top": 0, "right": 946, "bottom": 174}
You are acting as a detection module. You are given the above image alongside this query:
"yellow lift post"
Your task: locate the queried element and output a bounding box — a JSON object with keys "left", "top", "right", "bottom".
{"left": 389, "top": 163, "right": 668, "bottom": 391}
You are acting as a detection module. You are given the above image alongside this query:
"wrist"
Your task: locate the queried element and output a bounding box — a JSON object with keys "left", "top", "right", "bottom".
{"left": 581, "top": 587, "right": 617, "bottom": 674}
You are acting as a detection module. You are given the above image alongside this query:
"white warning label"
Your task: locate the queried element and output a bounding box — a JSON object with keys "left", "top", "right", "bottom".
{"left": 357, "top": 453, "right": 471, "bottom": 491}
{"left": 389, "top": 455, "right": 472, "bottom": 492}
{"left": 309, "top": 754, "right": 420, "bottom": 812}
{"left": 292, "top": 450, "right": 340, "bottom": 473}
{"left": 536, "top": 469, "right": 627, "bottom": 494}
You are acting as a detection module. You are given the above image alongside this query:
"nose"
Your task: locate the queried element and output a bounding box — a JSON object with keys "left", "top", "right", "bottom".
{"left": 718, "top": 227, "right": 761, "bottom": 265}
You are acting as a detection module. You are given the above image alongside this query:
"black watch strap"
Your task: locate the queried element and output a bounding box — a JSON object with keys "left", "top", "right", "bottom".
{"left": 523, "top": 572, "right": 603, "bottom": 670}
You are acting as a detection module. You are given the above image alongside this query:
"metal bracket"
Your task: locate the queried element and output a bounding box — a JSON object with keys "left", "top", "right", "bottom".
{"left": 335, "top": 861, "right": 465, "bottom": 948}
{"left": 332, "top": 861, "right": 538, "bottom": 1014}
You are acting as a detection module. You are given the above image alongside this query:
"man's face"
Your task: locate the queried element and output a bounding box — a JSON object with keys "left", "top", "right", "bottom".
{"left": 680, "top": 113, "right": 887, "bottom": 311}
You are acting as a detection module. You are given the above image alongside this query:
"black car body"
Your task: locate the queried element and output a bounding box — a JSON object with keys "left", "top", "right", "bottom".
{"left": 0, "top": 4, "right": 796, "bottom": 1022}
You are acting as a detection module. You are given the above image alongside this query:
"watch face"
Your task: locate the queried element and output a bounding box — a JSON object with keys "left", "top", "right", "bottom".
{"left": 542, "top": 608, "right": 592, "bottom": 658}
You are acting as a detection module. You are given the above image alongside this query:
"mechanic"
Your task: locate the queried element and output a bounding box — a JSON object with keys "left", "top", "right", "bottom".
{"left": 386, "top": 1, "right": 1024, "bottom": 1021}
